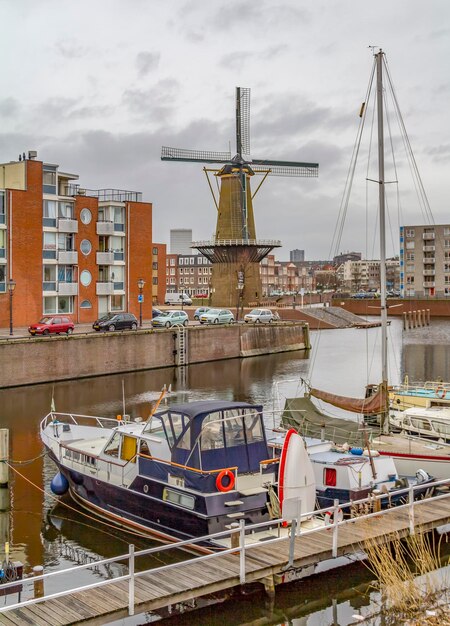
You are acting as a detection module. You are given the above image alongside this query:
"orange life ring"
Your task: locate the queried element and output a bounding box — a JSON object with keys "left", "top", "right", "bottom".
{"left": 216, "top": 469, "right": 235, "bottom": 493}
{"left": 436, "top": 386, "right": 447, "bottom": 399}
{"left": 324, "top": 508, "right": 344, "bottom": 527}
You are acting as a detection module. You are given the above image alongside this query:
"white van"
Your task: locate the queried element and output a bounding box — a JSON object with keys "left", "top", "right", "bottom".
{"left": 164, "top": 292, "right": 193, "bottom": 306}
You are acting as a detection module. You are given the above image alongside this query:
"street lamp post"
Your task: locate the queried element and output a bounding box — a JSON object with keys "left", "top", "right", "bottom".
{"left": 137, "top": 278, "right": 145, "bottom": 327}
{"left": 8, "top": 279, "right": 16, "bottom": 336}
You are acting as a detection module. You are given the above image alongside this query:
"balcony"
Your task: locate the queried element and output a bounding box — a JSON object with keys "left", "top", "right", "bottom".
{"left": 423, "top": 257, "right": 435, "bottom": 264}
{"left": 423, "top": 232, "right": 435, "bottom": 240}
{"left": 58, "top": 218, "right": 78, "bottom": 234}
{"left": 96, "top": 221, "right": 115, "bottom": 236}
{"left": 423, "top": 269, "right": 436, "bottom": 276}
{"left": 423, "top": 245, "right": 435, "bottom": 252}
{"left": 96, "top": 251, "right": 115, "bottom": 265}
{"left": 43, "top": 281, "right": 57, "bottom": 292}
{"left": 58, "top": 250, "right": 78, "bottom": 264}
{"left": 96, "top": 281, "right": 114, "bottom": 296}
{"left": 58, "top": 282, "right": 78, "bottom": 296}
{"left": 423, "top": 281, "right": 436, "bottom": 288}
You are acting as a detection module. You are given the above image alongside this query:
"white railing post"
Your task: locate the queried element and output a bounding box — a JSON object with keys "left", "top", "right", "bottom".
{"left": 332, "top": 499, "right": 339, "bottom": 558}
{"left": 288, "top": 518, "right": 297, "bottom": 567}
{"left": 128, "top": 544, "right": 135, "bottom": 616}
{"left": 239, "top": 519, "right": 246, "bottom": 584}
{"left": 408, "top": 485, "right": 415, "bottom": 535}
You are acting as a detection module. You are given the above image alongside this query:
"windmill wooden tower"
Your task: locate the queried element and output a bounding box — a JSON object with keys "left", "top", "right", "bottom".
{"left": 161, "top": 87, "right": 318, "bottom": 308}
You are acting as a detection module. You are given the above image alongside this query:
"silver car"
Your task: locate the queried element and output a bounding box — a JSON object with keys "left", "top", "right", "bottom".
{"left": 199, "top": 309, "right": 235, "bottom": 324}
{"left": 244, "top": 308, "right": 277, "bottom": 323}
{"left": 152, "top": 310, "right": 189, "bottom": 328}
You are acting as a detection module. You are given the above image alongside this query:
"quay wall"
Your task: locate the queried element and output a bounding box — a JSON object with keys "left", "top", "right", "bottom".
{"left": 332, "top": 297, "right": 450, "bottom": 317}
{"left": 0, "top": 322, "right": 309, "bottom": 388}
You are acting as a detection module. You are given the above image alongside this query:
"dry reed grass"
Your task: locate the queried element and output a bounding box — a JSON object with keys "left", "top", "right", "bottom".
{"left": 360, "top": 527, "right": 449, "bottom": 624}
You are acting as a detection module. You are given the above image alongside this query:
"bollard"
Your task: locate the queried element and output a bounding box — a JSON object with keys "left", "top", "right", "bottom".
{"left": 412, "top": 310, "right": 417, "bottom": 329}
{"left": 408, "top": 310, "right": 412, "bottom": 329}
{"left": 0, "top": 429, "right": 9, "bottom": 487}
{"left": 403, "top": 312, "right": 407, "bottom": 331}
{"left": 33, "top": 565, "right": 44, "bottom": 598}
{"left": 417, "top": 309, "right": 422, "bottom": 327}
{"left": 427, "top": 309, "right": 431, "bottom": 325}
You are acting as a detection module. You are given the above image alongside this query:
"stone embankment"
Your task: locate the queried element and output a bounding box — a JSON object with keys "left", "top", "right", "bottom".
{"left": 0, "top": 322, "right": 310, "bottom": 389}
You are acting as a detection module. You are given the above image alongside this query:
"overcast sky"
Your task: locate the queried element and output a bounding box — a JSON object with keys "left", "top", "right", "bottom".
{"left": 1, "top": 0, "right": 449, "bottom": 260}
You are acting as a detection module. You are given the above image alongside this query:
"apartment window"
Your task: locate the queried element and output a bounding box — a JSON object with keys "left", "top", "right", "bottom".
{"left": 190, "top": 268, "right": 194, "bottom": 274}
{"left": 406, "top": 241, "right": 415, "bottom": 249}
{"left": 0, "top": 230, "right": 5, "bottom": 258}
{"left": 0, "top": 191, "right": 5, "bottom": 224}
{"left": 152, "top": 262, "right": 158, "bottom": 270}
{"left": 190, "top": 258, "right": 194, "bottom": 265}
{"left": 43, "top": 200, "right": 57, "bottom": 227}
{"left": 445, "top": 240, "right": 450, "bottom": 249}
{"left": 180, "top": 277, "right": 184, "bottom": 284}
{"left": 406, "top": 253, "right": 415, "bottom": 261}
{"left": 43, "top": 265, "right": 56, "bottom": 291}
{"left": 80, "top": 299, "right": 92, "bottom": 308}
{"left": 80, "top": 239, "right": 92, "bottom": 256}
{"left": 111, "top": 295, "right": 124, "bottom": 311}
{"left": 445, "top": 264, "right": 450, "bottom": 273}
{"left": 170, "top": 258, "right": 175, "bottom": 266}
{"left": 152, "top": 277, "right": 158, "bottom": 285}
{"left": 445, "top": 276, "right": 450, "bottom": 285}
{"left": 406, "top": 276, "right": 415, "bottom": 284}
{"left": 43, "top": 295, "right": 73, "bottom": 314}
{"left": 190, "top": 277, "right": 194, "bottom": 284}
{"left": 111, "top": 266, "right": 124, "bottom": 290}
{"left": 170, "top": 278, "right": 175, "bottom": 285}
{"left": 113, "top": 206, "right": 125, "bottom": 232}
{"left": 58, "top": 202, "right": 74, "bottom": 219}
{"left": 406, "top": 229, "right": 415, "bottom": 237}
{"left": 43, "top": 169, "right": 57, "bottom": 194}
{"left": 152, "top": 247, "right": 158, "bottom": 255}
{"left": 170, "top": 268, "right": 175, "bottom": 276}
{"left": 43, "top": 232, "right": 57, "bottom": 259}
{"left": 179, "top": 258, "right": 184, "bottom": 265}
{"left": 80, "top": 270, "right": 91, "bottom": 287}
{"left": 58, "top": 233, "right": 74, "bottom": 251}
{"left": 0, "top": 265, "right": 5, "bottom": 292}
{"left": 58, "top": 266, "right": 73, "bottom": 283}
{"left": 80, "top": 208, "right": 92, "bottom": 224}
{"left": 110, "top": 236, "right": 124, "bottom": 260}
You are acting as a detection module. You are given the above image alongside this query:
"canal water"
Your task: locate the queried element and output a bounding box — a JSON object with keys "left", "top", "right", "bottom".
{"left": 0, "top": 317, "right": 449, "bottom": 624}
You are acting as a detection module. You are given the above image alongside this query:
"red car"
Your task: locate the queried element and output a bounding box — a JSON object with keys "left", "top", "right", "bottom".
{"left": 28, "top": 316, "right": 74, "bottom": 336}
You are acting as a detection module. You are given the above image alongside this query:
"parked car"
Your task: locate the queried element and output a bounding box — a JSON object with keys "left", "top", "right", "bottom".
{"left": 152, "top": 310, "right": 189, "bottom": 328}
{"left": 194, "top": 306, "right": 210, "bottom": 321}
{"left": 244, "top": 308, "right": 277, "bottom": 323}
{"left": 351, "top": 292, "right": 372, "bottom": 299}
{"left": 152, "top": 308, "right": 163, "bottom": 318}
{"left": 93, "top": 313, "right": 138, "bottom": 332}
{"left": 199, "top": 309, "right": 234, "bottom": 324}
{"left": 28, "top": 316, "right": 74, "bottom": 336}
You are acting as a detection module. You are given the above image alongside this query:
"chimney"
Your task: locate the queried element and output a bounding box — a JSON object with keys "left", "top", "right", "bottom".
{"left": 28, "top": 150, "right": 38, "bottom": 160}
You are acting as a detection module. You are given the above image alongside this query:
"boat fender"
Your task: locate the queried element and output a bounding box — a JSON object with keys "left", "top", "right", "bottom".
{"left": 416, "top": 469, "right": 430, "bottom": 484}
{"left": 436, "top": 386, "right": 447, "bottom": 399}
{"left": 362, "top": 449, "right": 380, "bottom": 457}
{"left": 50, "top": 472, "right": 69, "bottom": 496}
{"left": 216, "top": 469, "right": 235, "bottom": 493}
{"left": 350, "top": 448, "right": 363, "bottom": 456}
{"left": 324, "top": 508, "right": 344, "bottom": 526}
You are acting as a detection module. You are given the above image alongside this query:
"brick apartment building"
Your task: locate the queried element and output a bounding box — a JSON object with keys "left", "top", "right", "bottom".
{"left": 166, "top": 253, "right": 212, "bottom": 296}
{"left": 0, "top": 152, "right": 165, "bottom": 328}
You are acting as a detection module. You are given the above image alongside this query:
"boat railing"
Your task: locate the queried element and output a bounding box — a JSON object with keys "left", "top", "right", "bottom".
{"left": 391, "top": 380, "right": 450, "bottom": 394}
{"left": 1, "top": 477, "right": 448, "bottom": 616}
{"left": 41, "top": 411, "right": 120, "bottom": 431}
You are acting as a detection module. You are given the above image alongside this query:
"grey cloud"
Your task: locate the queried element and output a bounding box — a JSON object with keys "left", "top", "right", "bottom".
{"left": 122, "top": 79, "right": 180, "bottom": 122}
{"left": 0, "top": 98, "right": 20, "bottom": 117}
{"left": 136, "top": 51, "right": 161, "bottom": 77}
{"left": 55, "top": 40, "right": 88, "bottom": 59}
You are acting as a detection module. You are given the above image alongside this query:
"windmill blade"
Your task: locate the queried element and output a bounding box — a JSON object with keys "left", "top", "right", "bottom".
{"left": 161, "top": 146, "right": 231, "bottom": 164}
{"left": 251, "top": 158, "right": 319, "bottom": 177}
{"left": 236, "top": 87, "right": 251, "bottom": 160}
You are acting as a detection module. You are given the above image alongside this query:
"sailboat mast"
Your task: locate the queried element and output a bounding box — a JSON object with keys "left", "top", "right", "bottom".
{"left": 376, "top": 49, "right": 389, "bottom": 433}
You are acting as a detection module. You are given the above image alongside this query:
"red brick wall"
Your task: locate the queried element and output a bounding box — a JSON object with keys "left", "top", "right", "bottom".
{"left": 75, "top": 196, "right": 99, "bottom": 323}
{"left": 127, "top": 201, "right": 152, "bottom": 320}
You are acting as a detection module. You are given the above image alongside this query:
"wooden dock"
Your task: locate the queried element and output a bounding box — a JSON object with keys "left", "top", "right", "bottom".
{"left": 0, "top": 493, "right": 449, "bottom": 625}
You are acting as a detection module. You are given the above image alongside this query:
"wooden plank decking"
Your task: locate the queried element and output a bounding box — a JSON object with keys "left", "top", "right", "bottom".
{"left": 1, "top": 495, "right": 449, "bottom": 626}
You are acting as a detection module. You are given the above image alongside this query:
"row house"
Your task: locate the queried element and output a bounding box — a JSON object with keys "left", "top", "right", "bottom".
{"left": 336, "top": 259, "right": 400, "bottom": 292}
{"left": 165, "top": 253, "right": 212, "bottom": 296}
{"left": 0, "top": 152, "right": 161, "bottom": 327}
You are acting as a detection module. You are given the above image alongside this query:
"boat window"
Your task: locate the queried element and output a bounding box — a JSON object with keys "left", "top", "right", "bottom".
{"left": 200, "top": 415, "right": 224, "bottom": 451}
{"left": 143, "top": 416, "right": 168, "bottom": 440}
{"left": 410, "top": 418, "right": 431, "bottom": 431}
{"left": 163, "top": 488, "right": 195, "bottom": 510}
{"left": 324, "top": 468, "right": 337, "bottom": 487}
{"left": 121, "top": 436, "right": 137, "bottom": 463}
{"left": 431, "top": 421, "right": 450, "bottom": 436}
{"left": 169, "top": 412, "right": 185, "bottom": 443}
{"left": 139, "top": 439, "right": 151, "bottom": 457}
{"left": 177, "top": 427, "right": 191, "bottom": 450}
{"left": 103, "top": 432, "right": 121, "bottom": 457}
{"left": 224, "top": 413, "right": 245, "bottom": 448}
{"left": 244, "top": 412, "right": 264, "bottom": 443}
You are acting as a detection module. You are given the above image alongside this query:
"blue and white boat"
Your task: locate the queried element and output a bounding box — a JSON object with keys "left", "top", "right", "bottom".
{"left": 41, "top": 400, "right": 433, "bottom": 549}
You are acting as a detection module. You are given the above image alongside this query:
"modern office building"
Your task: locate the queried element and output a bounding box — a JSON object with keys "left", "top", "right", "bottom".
{"left": 290, "top": 249, "right": 305, "bottom": 262}
{"left": 170, "top": 229, "right": 192, "bottom": 255}
{"left": 400, "top": 224, "right": 450, "bottom": 297}
{"left": 0, "top": 152, "right": 157, "bottom": 328}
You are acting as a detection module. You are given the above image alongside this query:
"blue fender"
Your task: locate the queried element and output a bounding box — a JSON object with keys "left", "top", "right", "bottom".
{"left": 50, "top": 472, "right": 69, "bottom": 496}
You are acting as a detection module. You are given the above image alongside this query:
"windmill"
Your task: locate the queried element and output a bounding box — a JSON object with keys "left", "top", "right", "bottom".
{"left": 161, "top": 87, "right": 318, "bottom": 308}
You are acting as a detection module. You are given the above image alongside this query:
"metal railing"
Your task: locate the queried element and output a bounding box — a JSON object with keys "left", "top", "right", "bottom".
{"left": 193, "top": 238, "right": 282, "bottom": 247}
{"left": 63, "top": 185, "right": 142, "bottom": 202}
{"left": 0, "top": 479, "right": 448, "bottom": 616}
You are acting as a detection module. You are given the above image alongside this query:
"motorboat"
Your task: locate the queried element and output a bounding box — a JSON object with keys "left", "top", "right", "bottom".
{"left": 41, "top": 400, "right": 433, "bottom": 549}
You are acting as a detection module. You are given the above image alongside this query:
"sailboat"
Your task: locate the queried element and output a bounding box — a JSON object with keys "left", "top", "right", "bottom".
{"left": 283, "top": 49, "right": 450, "bottom": 479}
